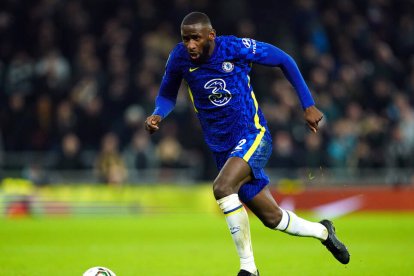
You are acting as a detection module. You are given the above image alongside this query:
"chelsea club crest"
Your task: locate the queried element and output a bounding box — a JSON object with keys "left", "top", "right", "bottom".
{"left": 222, "top": 61, "right": 234, "bottom": 72}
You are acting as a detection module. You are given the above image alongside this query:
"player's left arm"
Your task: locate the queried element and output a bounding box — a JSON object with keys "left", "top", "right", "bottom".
{"left": 262, "top": 46, "right": 324, "bottom": 132}
{"left": 237, "top": 38, "right": 323, "bottom": 132}
{"left": 304, "top": 105, "right": 323, "bottom": 133}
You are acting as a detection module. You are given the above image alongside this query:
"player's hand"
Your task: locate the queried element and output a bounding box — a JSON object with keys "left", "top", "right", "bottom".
{"left": 144, "top": 115, "right": 162, "bottom": 134}
{"left": 304, "top": 105, "right": 324, "bottom": 133}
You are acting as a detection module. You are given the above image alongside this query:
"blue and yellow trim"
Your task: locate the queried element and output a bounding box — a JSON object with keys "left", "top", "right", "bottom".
{"left": 223, "top": 205, "right": 244, "bottom": 217}
{"left": 243, "top": 91, "right": 266, "bottom": 162}
{"left": 187, "top": 86, "right": 198, "bottom": 113}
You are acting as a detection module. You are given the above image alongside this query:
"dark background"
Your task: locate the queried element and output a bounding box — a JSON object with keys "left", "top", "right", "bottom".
{"left": 0, "top": 0, "right": 413, "bottom": 183}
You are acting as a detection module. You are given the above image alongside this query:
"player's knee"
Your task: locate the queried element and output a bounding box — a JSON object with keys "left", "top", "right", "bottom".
{"left": 213, "top": 179, "right": 233, "bottom": 200}
{"left": 262, "top": 208, "right": 283, "bottom": 229}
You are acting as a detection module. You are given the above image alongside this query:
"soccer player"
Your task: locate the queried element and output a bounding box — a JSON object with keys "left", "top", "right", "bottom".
{"left": 145, "top": 12, "right": 350, "bottom": 276}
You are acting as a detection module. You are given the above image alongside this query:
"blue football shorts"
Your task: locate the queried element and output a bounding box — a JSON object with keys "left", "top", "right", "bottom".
{"left": 213, "top": 130, "right": 273, "bottom": 203}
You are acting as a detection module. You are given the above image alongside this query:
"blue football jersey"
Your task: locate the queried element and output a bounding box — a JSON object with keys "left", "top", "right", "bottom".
{"left": 158, "top": 36, "right": 273, "bottom": 152}
{"left": 155, "top": 35, "right": 314, "bottom": 152}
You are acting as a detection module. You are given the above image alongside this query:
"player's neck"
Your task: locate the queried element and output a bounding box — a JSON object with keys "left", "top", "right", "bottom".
{"left": 208, "top": 40, "right": 216, "bottom": 57}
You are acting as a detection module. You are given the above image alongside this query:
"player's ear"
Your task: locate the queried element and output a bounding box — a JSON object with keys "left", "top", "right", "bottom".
{"left": 209, "top": 29, "right": 216, "bottom": 40}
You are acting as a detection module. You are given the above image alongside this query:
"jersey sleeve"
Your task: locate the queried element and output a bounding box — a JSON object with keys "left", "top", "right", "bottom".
{"left": 233, "top": 37, "right": 315, "bottom": 109}
{"left": 152, "top": 46, "right": 183, "bottom": 118}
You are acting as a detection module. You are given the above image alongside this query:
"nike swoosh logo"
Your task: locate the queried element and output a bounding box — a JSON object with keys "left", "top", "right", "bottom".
{"left": 230, "top": 226, "right": 240, "bottom": 234}
{"left": 189, "top": 67, "right": 199, "bottom": 72}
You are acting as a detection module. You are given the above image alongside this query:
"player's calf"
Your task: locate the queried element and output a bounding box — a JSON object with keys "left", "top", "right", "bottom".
{"left": 257, "top": 207, "right": 283, "bottom": 229}
{"left": 274, "top": 209, "right": 328, "bottom": 240}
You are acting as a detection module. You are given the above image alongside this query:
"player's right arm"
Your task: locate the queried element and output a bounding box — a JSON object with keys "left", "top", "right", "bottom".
{"left": 145, "top": 48, "right": 183, "bottom": 134}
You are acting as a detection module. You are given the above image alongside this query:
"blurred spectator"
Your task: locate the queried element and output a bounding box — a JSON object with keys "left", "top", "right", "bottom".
{"left": 156, "top": 120, "right": 187, "bottom": 169}
{"left": 351, "top": 139, "right": 373, "bottom": 169}
{"left": 393, "top": 94, "right": 414, "bottom": 150}
{"left": 94, "top": 132, "right": 127, "bottom": 185}
{"left": 371, "top": 41, "right": 403, "bottom": 84}
{"left": 4, "top": 51, "right": 34, "bottom": 96}
{"left": 77, "top": 96, "right": 107, "bottom": 151}
{"left": 118, "top": 104, "right": 145, "bottom": 148}
{"left": 34, "top": 49, "right": 71, "bottom": 98}
{"left": 123, "top": 129, "right": 157, "bottom": 171}
{"left": 54, "top": 133, "right": 85, "bottom": 170}
{"left": 303, "top": 132, "right": 328, "bottom": 168}
{"left": 385, "top": 125, "right": 414, "bottom": 185}
{"left": 327, "top": 119, "right": 357, "bottom": 168}
{"left": 268, "top": 131, "right": 300, "bottom": 168}
{"left": 31, "top": 94, "right": 54, "bottom": 150}
{"left": 156, "top": 136, "right": 184, "bottom": 168}
{"left": 22, "top": 162, "right": 49, "bottom": 186}
{"left": 386, "top": 126, "right": 413, "bottom": 169}
{"left": 359, "top": 114, "right": 388, "bottom": 168}
{"left": 54, "top": 100, "right": 78, "bottom": 142}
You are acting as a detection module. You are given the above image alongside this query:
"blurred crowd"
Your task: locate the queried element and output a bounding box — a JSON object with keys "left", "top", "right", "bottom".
{"left": 0, "top": 0, "right": 413, "bottom": 184}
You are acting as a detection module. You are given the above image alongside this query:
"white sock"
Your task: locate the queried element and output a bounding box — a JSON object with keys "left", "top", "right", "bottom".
{"left": 217, "top": 194, "right": 257, "bottom": 274}
{"left": 275, "top": 209, "right": 328, "bottom": 240}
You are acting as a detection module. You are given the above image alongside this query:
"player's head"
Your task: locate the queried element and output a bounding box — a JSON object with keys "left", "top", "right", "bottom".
{"left": 180, "top": 12, "right": 216, "bottom": 62}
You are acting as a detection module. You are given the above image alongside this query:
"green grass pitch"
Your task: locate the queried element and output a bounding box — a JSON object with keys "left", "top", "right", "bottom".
{"left": 1, "top": 212, "right": 413, "bottom": 275}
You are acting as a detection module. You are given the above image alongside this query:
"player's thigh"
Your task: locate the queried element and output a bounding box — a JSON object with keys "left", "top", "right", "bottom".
{"left": 214, "top": 157, "right": 252, "bottom": 190}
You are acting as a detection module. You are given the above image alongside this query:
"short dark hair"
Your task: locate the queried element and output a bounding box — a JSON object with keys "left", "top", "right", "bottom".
{"left": 181, "top": 12, "right": 212, "bottom": 28}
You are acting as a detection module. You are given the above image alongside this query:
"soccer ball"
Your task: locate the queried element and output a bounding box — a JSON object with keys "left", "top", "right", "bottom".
{"left": 83, "top": 266, "right": 116, "bottom": 276}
